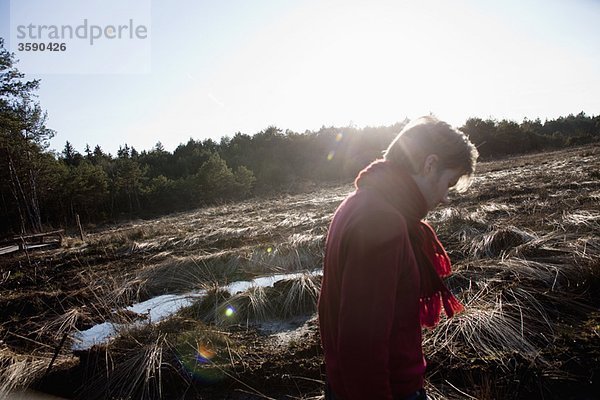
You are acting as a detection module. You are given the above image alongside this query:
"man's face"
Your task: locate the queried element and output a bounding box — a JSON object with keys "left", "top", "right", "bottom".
{"left": 413, "top": 156, "right": 464, "bottom": 211}
{"left": 422, "top": 167, "right": 463, "bottom": 210}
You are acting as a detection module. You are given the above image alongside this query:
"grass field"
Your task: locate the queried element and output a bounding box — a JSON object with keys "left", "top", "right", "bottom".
{"left": 1, "top": 144, "right": 599, "bottom": 399}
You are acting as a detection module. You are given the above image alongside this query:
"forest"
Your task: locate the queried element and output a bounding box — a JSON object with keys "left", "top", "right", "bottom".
{"left": 2, "top": 37, "right": 599, "bottom": 235}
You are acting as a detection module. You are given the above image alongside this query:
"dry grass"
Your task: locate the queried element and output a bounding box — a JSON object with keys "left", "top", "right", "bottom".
{"left": 427, "top": 289, "right": 543, "bottom": 362}
{"left": 176, "top": 272, "right": 322, "bottom": 327}
{"left": 247, "top": 234, "right": 324, "bottom": 274}
{"left": 134, "top": 236, "right": 324, "bottom": 298}
{"left": 216, "top": 285, "right": 273, "bottom": 326}
{"left": 471, "top": 226, "right": 537, "bottom": 259}
{"left": 2, "top": 144, "right": 600, "bottom": 399}
{"left": 34, "top": 308, "right": 90, "bottom": 342}
{"left": 424, "top": 163, "right": 600, "bottom": 397}
{"left": 179, "top": 285, "right": 232, "bottom": 322}
{"left": 136, "top": 252, "right": 241, "bottom": 296}
{"left": 0, "top": 349, "right": 47, "bottom": 395}
{"left": 560, "top": 210, "right": 600, "bottom": 231}
{"left": 0, "top": 347, "right": 73, "bottom": 395}
{"left": 78, "top": 316, "right": 237, "bottom": 400}
{"left": 271, "top": 273, "right": 321, "bottom": 319}
{"left": 80, "top": 186, "right": 342, "bottom": 259}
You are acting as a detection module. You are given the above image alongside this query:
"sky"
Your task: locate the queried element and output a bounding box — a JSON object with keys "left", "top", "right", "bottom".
{"left": 1, "top": 0, "right": 599, "bottom": 156}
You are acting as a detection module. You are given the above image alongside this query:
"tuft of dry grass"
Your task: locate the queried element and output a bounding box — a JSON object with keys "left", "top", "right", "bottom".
{"left": 0, "top": 350, "right": 45, "bottom": 395}
{"left": 78, "top": 316, "right": 236, "bottom": 400}
{"left": 560, "top": 210, "right": 600, "bottom": 231}
{"left": 0, "top": 347, "right": 72, "bottom": 395}
{"left": 271, "top": 273, "right": 321, "bottom": 319}
{"left": 179, "top": 285, "right": 232, "bottom": 323}
{"left": 34, "top": 308, "right": 90, "bottom": 342}
{"left": 428, "top": 207, "right": 488, "bottom": 261}
{"left": 136, "top": 252, "right": 242, "bottom": 296}
{"left": 425, "top": 285, "right": 543, "bottom": 366}
{"left": 471, "top": 226, "right": 537, "bottom": 259}
{"left": 216, "top": 285, "right": 273, "bottom": 326}
{"left": 245, "top": 235, "right": 324, "bottom": 274}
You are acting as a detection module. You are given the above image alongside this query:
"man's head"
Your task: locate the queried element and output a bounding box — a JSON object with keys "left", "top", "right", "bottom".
{"left": 383, "top": 116, "right": 479, "bottom": 210}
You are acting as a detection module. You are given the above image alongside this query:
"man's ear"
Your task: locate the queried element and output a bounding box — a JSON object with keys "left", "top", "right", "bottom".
{"left": 422, "top": 154, "right": 439, "bottom": 176}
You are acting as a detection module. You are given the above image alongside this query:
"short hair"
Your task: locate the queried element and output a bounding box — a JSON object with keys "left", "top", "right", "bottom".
{"left": 383, "top": 116, "right": 479, "bottom": 191}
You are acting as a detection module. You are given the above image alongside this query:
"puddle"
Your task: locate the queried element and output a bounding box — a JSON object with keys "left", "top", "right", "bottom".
{"left": 72, "top": 270, "right": 320, "bottom": 350}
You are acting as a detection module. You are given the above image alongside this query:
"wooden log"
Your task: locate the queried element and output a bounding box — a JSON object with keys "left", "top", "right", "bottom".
{"left": 13, "top": 230, "right": 64, "bottom": 241}
{"left": 10, "top": 230, "right": 65, "bottom": 251}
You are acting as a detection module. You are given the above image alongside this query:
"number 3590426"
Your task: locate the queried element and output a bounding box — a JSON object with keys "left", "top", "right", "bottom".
{"left": 17, "top": 42, "right": 66, "bottom": 51}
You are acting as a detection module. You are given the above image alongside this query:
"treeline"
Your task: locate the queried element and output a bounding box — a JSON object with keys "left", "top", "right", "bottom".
{"left": 461, "top": 114, "right": 600, "bottom": 159}
{"left": 1, "top": 38, "right": 599, "bottom": 234}
{"left": 18, "top": 122, "right": 405, "bottom": 228}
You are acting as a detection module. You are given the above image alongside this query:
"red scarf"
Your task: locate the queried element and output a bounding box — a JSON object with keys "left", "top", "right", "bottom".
{"left": 355, "top": 160, "right": 464, "bottom": 328}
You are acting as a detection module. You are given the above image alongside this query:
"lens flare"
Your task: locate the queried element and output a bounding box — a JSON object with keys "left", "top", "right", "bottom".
{"left": 327, "top": 151, "right": 335, "bottom": 161}
{"left": 336, "top": 132, "right": 343, "bottom": 142}
{"left": 196, "top": 343, "right": 217, "bottom": 364}
{"left": 224, "top": 306, "right": 235, "bottom": 317}
{"left": 175, "top": 336, "right": 227, "bottom": 384}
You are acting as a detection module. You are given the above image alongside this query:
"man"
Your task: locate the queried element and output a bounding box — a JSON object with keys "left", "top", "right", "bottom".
{"left": 318, "top": 116, "right": 478, "bottom": 400}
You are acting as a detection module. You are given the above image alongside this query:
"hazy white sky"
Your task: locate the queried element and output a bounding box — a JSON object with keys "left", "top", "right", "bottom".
{"left": 1, "top": 0, "right": 599, "bottom": 155}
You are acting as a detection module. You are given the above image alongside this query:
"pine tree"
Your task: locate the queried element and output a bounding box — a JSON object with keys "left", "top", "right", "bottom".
{"left": 0, "top": 38, "right": 55, "bottom": 233}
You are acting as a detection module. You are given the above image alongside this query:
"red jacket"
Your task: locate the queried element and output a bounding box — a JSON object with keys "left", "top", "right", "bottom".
{"left": 318, "top": 186, "right": 426, "bottom": 399}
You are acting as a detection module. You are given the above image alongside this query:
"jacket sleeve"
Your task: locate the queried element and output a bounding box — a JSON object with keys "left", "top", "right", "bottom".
{"left": 336, "top": 212, "right": 407, "bottom": 400}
